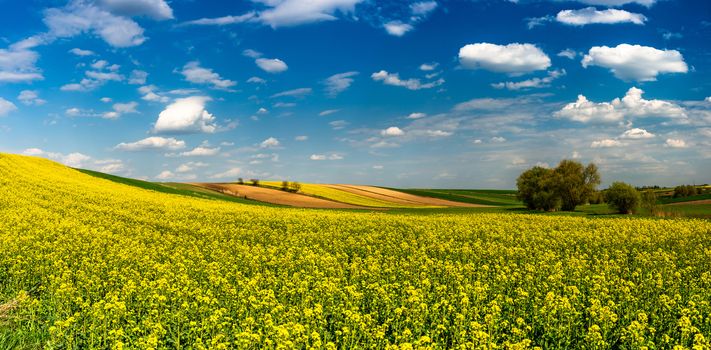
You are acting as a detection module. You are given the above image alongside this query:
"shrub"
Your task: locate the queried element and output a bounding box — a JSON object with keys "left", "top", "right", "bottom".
{"left": 605, "top": 182, "right": 641, "bottom": 214}
{"left": 641, "top": 190, "right": 657, "bottom": 213}
{"left": 237, "top": 178, "right": 244, "bottom": 185}
{"left": 673, "top": 185, "right": 698, "bottom": 198}
{"left": 250, "top": 179, "right": 260, "bottom": 186}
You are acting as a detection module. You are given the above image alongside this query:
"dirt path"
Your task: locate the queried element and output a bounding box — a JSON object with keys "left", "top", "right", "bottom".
{"left": 192, "top": 183, "right": 368, "bottom": 209}
{"left": 325, "top": 184, "right": 489, "bottom": 207}
{"left": 666, "top": 199, "right": 711, "bottom": 206}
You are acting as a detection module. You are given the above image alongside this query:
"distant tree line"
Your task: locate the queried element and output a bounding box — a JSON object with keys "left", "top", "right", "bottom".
{"left": 281, "top": 181, "right": 302, "bottom": 193}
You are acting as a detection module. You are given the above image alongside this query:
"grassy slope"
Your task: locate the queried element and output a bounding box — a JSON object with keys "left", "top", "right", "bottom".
{"left": 76, "top": 169, "right": 274, "bottom": 206}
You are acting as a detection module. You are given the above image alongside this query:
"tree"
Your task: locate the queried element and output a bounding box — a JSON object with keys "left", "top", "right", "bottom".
{"left": 250, "top": 179, "right": 260, "bottom": 186}
{"left": 641, "top": 189, "right": 657, "bottom": 213}
{"left": 237, "top": 177, "right": 244, "bottom": 185}
{"left": 516, "top": 166, "right": 559, "bottom": 211}
{"left": 281, "top": 180, "right": 289, "bottom": 191}
{"left": 289, "top": 181, "right": 302, "bottom": 193}
{"left": 553, "top": 160, "right": 601, "bottom": 211}
{"left": 605, "top": 182, "right": 641, "bottom": 214}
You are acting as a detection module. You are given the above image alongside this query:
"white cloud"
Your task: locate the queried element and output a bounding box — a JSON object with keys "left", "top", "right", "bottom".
{"left": 558, "top": 49, "right": 578, "bottom": 59}
{"left": 183, "top": 12, "right": 256, "bottom": 26}
{"left": 100, "top": 97, "right": 112, "bottom": 103}
{"left": 324, "top": 71, "right": 358, "bottom": 97}
{"left": 103, "top": 101, "right": 138, "bottom": 119}
{"left": 255, "top": 58, "right": 288, "bottom": 73}
{"left": 407, "top": 112, "right": 427, "bottom": 119}
{"left": 295, "top": 135, "right": 308, "bottom": 141}
{"left": 18, "top": 90, "right": 46, "bottom": 106}
{"left": 491, "top": 136, "right": 507, "bottom": 143}
{"left": 138, "top": 85, "right": 169, "bottom": 103}
{"left": 97, "top": 0, "right": 173, "bottom": 20}
{"left": 556, "top": 7, "right": 646, "bottom": 26}
{"left": 69, "top": 48, "right": 94, "bottom": 56}
{"left": 155, "top": 170, "right": 175, "bottom": 180}
{"left": 319, "top": 109, "right": 340, "bottom": 116}
{"left": 310, "top": 153, "right": 343, "bottom": 161}
{"left": 154, "top": 96, "right": 218, "bottom": 134}
{"left": 329, "top": 120, "right": 349, "bottom": 130}
{"left": 459, "top": 43, "right": 550, "bottom": 75}
{"left": 410, "top": 1, "right": 438, "bottom": 16}
{"left": 43, "top": 3, "right": 147, "bottom": 48}
{"left": 243, "top": 49, "right": 262, "bottom": 58}
{"left": 575, "top": 0, "right": 656, "bottom": 6}
{"left": 115, "top": 136, "right": 186, "bottom": 151}
{"left": 260, "top": 137, "right": 280, "bottom": 148}
{"left": 257, "top": 107, "right": 268, "bottom": 114}
{"left": 181, "top": 61, "right": 236, "bottom": 90}
{"left": 665, "top": 138, "right": 687, "bottom": 148}
{"left": 492, "top": 69, "right": 565, "bottom": 90}
{"left": 384, "top": 21, "right": 414, "bottom": 36}
{"left": 257, "top": 0, "right": 363, "bottom": 28}
{"left": 555, "top": 87, "right": 686, "bottom": 123}
{"left": 176, "top": 161, "right": 208, "bottom": 173}
{"left": 271, "top": 87, "right": 312, "bottom": 98}
{"left": 419, "top": 63, "right": 438, "bottom": 71}
{"left": 582, "top": 44, "right": 687, "bottom": 81}
{"left": 0, "top": 98, "right": 17, "bottom": 116}
{"left": 128, "top": 70, "right": 148, "bottom": 85}
{"left": 247, "top": 76, "right": 266, "bottom": 84}
{"left": 85, "top": 70, "right": 123, "bottom": 81}
{"left": 591, "top": 139, "right": 624, "bottom": 148}
{"left": 0, "top": 46, "right": 43, "bottom": 83}
{"left": 381, "top": 126, "right": 405, "bottom": 136}
{"left": 371, "top": 70, "right": 444, "bottom": 90}
{"left": 23, "top": 148, "right": 126, "bottom": 174}
{"left": 621, "top": 128, "right": 655, "bottom": 139}
{"left": 424, "top": 130, "right": 452, "bottom": 137}
{"left": 180, "top": 146, "right": 221, "bottom": 156}
{"left": 210, "top": 167, "right": 241, "bottom": 179}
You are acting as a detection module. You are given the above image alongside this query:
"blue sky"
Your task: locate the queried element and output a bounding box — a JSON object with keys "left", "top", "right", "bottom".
{"left": 0, "top": 0, "right": 709, "bottom": 188}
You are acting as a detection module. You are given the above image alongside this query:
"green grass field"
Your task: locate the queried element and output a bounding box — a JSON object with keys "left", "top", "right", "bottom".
{"left": 391, "top": 188, "right": 521, "bottom": 206}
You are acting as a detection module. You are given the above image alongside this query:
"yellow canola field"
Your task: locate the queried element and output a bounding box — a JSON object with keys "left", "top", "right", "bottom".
{"left": 1, "top": 153, "right": 711, "bottom": 349}
{"left": 259, "top": 181, "right": 425, "bottom": 208}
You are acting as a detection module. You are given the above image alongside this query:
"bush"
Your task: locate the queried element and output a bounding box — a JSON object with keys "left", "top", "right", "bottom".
{"left": 237, "top": 178, "right": 244, "bottom": 185}
{"left": 605, "top": 182, "right": 641, "bottom": 214}
{"left": 280, "top": 181, "right": 302, "bottom": 193}
{"left": 588, "top": 191, "right": 604, "bottom": 205}
{"left": 250, "top": 179, "right": 260, "bottom": 186}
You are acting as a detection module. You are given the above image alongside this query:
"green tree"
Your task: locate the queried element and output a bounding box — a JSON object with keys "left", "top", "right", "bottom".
{"left": 516, "top": 166, "right": 559, "bottom": 211}
{"left": 605, "top": 182, "right": 641, "bottom": 214}
{"left": 553, "top": 160, "right": 601, "bottom": 211}
{"left": 641, "top": 189, "right": 657, "bottom": 213}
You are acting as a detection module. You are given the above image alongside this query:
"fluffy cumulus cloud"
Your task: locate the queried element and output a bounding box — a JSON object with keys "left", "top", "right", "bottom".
{"left": 665, "top": 139, "right": 687, "bottom": 148}
{"left": 43, "top": 2, "right": 146, "bottom": 47}
{"left": 621, "top": 128, "right": 655, "bottom": 139}
{"left": 180, "top": 61, "right": 236, "bottom": 90}
{"left": 556, "top": 7, "right": 646, "bottom": 26}
{"left": 114, "top": 136, "right": 186, "bottom": 151}
{"left": 555, "top": 87, "right": 686, "bottom": 123}
{"left": 381, "top": 126, "right": 405, "bottom": 136}
{"left": 371, "top": 70, "right": 444, "bottom": 90}
{"left": 459, "top": 43, "right": 550, "bottom": 75}
{"left": 69, "top": 47, "right": 94, "bottom": 56}
{"left": 575, "top": 0, "right": 656, "bottom": 6}
{"left": 384, "top": 21, "right": 413, "bottom": 37}
{"left": 260, "top": 137, "right": 280, "bottom": 148}
{"left": 0, "top": 98, "right": 18, "bottom": 116}
{"left": 324, "top": 71, "right": 358, "bottom": 97}
{"left": 255, "top": 58, "right": 288, "bottom": 73}
{"left": 154, "top": 96, "right": 218, "bottom": 134}
{"left": 582, "top": 44, "right": 687, "bottom": 81}
{"left": 103, "top": 101, "right": 138, "bottom": 119}
{"left": 96, "top": 0, "right": 173, "bottom": 19}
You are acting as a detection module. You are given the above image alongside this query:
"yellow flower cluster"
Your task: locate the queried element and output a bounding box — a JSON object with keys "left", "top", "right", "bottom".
{"left": 1, "top": 153, "right": 711, "bottom": 349}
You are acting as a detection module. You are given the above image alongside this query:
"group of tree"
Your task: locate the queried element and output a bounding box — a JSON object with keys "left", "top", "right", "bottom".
{"left": 517, "top": 159, "right": 660, "bottom": 214}
{"left": 281, "top": 181, "right": 302, "bottom": 193}
{"left": 516, "top": 160, "right": 601, "bottom": 211}
{"left": 673, "top": 185, "right": 698, "bottom": 198}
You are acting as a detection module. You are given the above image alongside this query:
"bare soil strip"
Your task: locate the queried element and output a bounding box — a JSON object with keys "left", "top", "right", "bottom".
{"left": 667, "top": 199, "right": 711, "bottom": 206}
{"left": 192, "top": 183, "right": 368, "bottom": 209}
{"left": 326, "top": 184, "right": 489, "bottom": 207}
